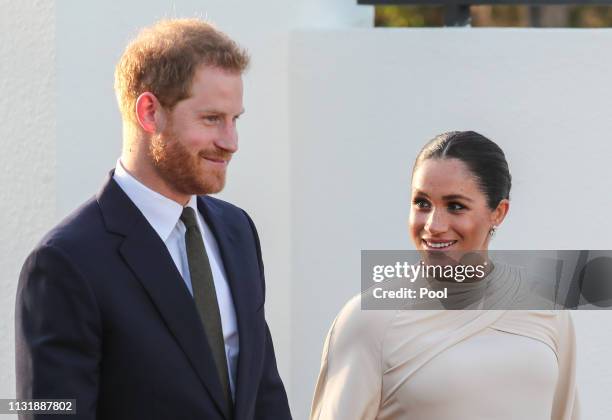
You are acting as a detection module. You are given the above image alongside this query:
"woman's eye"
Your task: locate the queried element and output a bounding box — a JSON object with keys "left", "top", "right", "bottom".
{"left": 448, "top": 202, "right": 466, "bottom": 211}
{"left": 413, "top": 199, "right": 430, "bottom": 209}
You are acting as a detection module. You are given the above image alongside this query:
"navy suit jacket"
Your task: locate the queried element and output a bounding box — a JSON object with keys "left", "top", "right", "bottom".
{"left": 15, "top": 172, "right": 292, "bottom": 420}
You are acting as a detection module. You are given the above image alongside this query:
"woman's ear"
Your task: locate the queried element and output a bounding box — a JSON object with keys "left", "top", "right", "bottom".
{"left": 491, "top": 198, "right": 510, "bottom": 227}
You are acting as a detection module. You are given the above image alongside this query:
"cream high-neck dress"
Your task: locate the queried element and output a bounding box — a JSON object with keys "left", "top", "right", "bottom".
{"left": 310, "top": 268, "right": 580, "bottom": 420}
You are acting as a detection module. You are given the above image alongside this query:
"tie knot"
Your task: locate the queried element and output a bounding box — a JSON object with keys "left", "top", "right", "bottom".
{"left": 180, "top": 207, "right": 199, "bottom": 229}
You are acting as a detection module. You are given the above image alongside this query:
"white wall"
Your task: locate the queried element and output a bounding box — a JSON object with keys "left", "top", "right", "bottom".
{"left": 0, "top": 0, "right": 56, "bottom": 406}
{"left": 2, "top": 2, "right": 611, "bottom": 419}
{"left": 54, "top": 2, "right": 371, "bottom": 415}
{"left": 2, "top": 0, "right": 372, "bottom": 416}
{"left": 290, "top": 28, "right": 612, "bottom": 419}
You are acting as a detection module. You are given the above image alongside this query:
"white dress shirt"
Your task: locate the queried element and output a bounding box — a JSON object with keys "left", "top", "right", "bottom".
{"left": 113, "top": 159, "right": 239, "bottom": 398}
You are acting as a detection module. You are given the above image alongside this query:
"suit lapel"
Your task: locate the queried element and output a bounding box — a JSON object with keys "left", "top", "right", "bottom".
{"left": 198, "top": 197, "right": 256, "bottom": 420}
{"left": 97, "top": 174, "right": 231, "bottom": 420}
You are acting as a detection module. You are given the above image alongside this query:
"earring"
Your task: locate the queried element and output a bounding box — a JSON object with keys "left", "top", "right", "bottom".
{"left": 489, "top": 225, "right": 497, "bottom": 237}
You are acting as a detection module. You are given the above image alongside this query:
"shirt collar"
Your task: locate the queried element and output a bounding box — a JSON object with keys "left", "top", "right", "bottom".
{"left": 113, "top": 159, "right": 198, "bottom": 241}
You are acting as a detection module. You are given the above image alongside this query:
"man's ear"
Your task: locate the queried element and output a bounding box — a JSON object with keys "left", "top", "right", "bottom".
{"left": 491, "top": 198, "right": 510, "bottom": 227}
{"left": 135, "top": 92, "right": 165, "bottom": 134}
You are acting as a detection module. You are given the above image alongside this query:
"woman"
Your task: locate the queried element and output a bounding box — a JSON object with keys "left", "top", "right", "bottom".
{"left": 310, "top": 131, "right": 579, "bottom": 420}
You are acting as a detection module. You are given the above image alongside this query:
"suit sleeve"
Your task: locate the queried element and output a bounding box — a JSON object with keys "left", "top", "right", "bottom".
{"left": 16, "top": 244, "right": 102, "bottom": 420}
{"left": 241, "top": 211, "right": 292, "bottom": 420}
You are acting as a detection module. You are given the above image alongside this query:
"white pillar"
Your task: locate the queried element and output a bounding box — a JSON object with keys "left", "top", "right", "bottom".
{"left": 0, "top": 0, "right": 56, "bottom": 404}
{"left": 296, "top": 0, "right": 374, "bottom": 28}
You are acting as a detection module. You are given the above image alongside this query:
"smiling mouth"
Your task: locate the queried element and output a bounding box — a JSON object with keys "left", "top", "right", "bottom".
{"left": 202, "top": 156, "right": 229, "bottom": 165}
{"left": 422, "top": 240, "right": 458, "bottom": 249}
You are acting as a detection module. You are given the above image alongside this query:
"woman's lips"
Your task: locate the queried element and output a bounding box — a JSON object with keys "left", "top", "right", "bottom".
{"left": 422, "top": 239, "right": 458, "bottom": 249}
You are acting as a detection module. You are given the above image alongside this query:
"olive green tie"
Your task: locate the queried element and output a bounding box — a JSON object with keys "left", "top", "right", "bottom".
{"left": 180, "top": 207, "right": 232, "bottom": 411}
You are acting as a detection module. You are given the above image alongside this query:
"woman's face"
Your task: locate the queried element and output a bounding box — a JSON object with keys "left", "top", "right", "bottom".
{"left": 409, "top": 158, "right": 508, "bottom": 253}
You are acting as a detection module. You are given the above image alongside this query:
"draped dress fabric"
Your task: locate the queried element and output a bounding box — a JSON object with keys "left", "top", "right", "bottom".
{"left": 310, "top": 265, "right": 580, "bottom": 420}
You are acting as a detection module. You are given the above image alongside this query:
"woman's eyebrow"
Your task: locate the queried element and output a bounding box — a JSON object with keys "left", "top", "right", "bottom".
{"left": 412, "top": 190, "right": 473, "bottom": 203}
{"left": 442, "top": 194, "right": 473, "bottom": 202}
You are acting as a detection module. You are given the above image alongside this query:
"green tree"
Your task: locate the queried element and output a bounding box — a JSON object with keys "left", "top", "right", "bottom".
{"left": 375, "top": 5, "right": 612, "bottom": 27}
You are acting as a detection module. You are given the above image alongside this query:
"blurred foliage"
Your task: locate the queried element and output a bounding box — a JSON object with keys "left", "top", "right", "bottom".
{"left": 375, "top": 5, "right": 612, "bottom": 27}
{"left": 376, "top": 6, "right": 445, "bottom": 27}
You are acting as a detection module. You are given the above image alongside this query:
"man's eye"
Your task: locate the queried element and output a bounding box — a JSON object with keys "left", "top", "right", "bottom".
{"left": 204, "top": 116, "right": 220, "bottom": 124}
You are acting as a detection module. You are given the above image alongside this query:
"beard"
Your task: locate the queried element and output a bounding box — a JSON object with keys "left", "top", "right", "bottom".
{"left": 148, "top": 123, "right": 231, "bottom": 196}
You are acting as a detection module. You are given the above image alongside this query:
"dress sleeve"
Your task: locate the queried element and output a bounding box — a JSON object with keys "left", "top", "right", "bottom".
{"left": 310, "top": 294, "right": 395, "bottom": 420}
{"left": 552, "top": 311, "right": 580, "bottom": 420}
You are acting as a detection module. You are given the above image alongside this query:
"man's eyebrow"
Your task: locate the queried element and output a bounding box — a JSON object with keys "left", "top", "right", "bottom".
{"left": 198, "top": 108, "right": 246, "bottom": 116}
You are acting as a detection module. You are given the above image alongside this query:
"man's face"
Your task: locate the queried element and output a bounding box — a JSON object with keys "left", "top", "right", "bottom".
{"left": 149, "top": 65, "right": 244, "bottom": 196}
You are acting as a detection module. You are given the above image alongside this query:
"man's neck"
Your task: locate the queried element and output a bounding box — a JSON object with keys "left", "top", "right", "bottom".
{"left": 119, "top": 154, "right": 191, "bottom": 207}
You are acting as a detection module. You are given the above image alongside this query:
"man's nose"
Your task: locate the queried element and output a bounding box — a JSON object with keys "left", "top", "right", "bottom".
{"left": 216, "top": 121, "right": 238, "bottom": 153}
{"left": 425, "top": 209, "right": 448, "bottom": 235}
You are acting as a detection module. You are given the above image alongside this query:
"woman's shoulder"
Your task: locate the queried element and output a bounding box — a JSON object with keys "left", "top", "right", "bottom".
{"left": 500, "top": 309, "right": 572, "bottom": 324}
{"left": 494, "top": 310, "right": 576, "bottom": 353}
{"left": 326, "top": 293, "right": 400, "bottom": 353}
{"left": 312, "top": 294, "right": 401, "bottom": 419}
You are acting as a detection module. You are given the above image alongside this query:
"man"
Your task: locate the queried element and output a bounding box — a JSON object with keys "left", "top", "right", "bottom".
{"left": 16, "top": 19, "right": 292, "bottom": 420}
